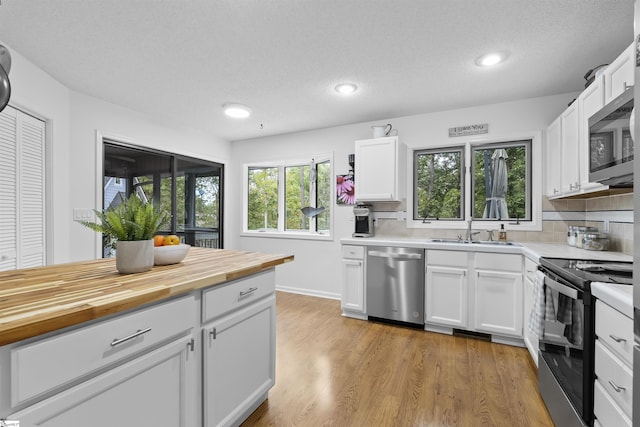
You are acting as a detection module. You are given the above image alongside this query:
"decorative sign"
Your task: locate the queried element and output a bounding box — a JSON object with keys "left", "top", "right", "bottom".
{"left": 448, "top": 123, "right": 489, "bottom": 137}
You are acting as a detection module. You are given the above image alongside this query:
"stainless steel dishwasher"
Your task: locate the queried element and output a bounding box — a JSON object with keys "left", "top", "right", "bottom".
{"left": 366, "top": 246, "right": 425, "bottom": 326}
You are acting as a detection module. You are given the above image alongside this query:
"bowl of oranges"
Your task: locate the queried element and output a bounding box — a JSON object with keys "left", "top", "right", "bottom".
{"left": 153, "top": 235, "right": 190, "bottom": 265}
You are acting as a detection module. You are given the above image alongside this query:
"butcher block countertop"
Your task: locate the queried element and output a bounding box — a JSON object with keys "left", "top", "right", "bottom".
{"left": 0, "top": 248, "right": 294, "bottom": 346}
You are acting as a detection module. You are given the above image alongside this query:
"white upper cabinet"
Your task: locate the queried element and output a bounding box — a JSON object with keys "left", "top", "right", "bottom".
{"left": 603, "top": 43, "right": 634, "bottom": 105}
{"left": 355, "top": 136, "right": 406, "bottom": 202}
{"left": 560, "top": 101, "right": 581, "bottom": 195}
{"left": 545, "top": 116, "right": 562, "bottom": 197}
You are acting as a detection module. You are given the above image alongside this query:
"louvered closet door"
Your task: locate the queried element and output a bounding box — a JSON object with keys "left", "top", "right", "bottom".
{"left": 0, "top": 106, "right": 46, "bottom": 271}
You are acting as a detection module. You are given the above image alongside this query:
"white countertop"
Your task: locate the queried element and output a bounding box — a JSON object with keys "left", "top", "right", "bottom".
{"left": 341, "top": 237, "right": 633, "bottom": 263}
{"left": 592, "top": 282, "right": 633, "bottom": 319}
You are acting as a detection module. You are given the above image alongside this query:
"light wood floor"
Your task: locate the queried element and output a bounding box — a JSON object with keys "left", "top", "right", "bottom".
{"left": 243, "top": 291, "right": 554, "bottom": 426}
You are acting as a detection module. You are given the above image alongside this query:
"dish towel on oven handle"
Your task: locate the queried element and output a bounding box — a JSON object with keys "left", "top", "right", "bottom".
{"left": 557, "top": 294, "right": 583, "bottom": 347}
{"left": 529, "top": 270, "right": 555, "bottom": 336}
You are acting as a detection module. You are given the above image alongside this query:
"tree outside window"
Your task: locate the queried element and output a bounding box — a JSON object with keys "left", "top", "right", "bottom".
{"left": 414, "top": 148, "right": 464, "bottom": 220}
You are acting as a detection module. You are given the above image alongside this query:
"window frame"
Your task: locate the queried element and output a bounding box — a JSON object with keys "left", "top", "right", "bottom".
{"left": 242, "top": 153, "right": 333, "bottom": 240}
{"left": 412, "top": 145, "right": 465, "bottom": 222}
{"left": 407, "top": 132, "right": 542, "bottom": 231}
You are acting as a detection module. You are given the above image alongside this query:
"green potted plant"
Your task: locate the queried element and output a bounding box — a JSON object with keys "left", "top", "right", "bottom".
{"left": 81, "top": 193, "right": 170, "bottom": 274}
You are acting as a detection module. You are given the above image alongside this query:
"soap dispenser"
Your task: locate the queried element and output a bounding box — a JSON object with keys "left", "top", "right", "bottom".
{"left": 498, "top": 224, "right": 507, "bottom": 241}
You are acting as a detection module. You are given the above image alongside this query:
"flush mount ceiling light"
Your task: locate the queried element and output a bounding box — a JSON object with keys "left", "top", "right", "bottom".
{"left": 475, "top": 52, "right": 508, "bottom": 67}
{"left": 223, "top": 103, "right": 252, "bottom": 118}
{"left": 335, "top": 83, "right": 358, "bottom": 95}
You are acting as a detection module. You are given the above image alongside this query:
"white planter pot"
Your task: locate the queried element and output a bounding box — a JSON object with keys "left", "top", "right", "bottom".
{"left": 115, "top": 239, "right": 154, "bottom": 274}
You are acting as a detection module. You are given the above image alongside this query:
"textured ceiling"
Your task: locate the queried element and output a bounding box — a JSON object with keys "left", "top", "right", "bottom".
{"left": 0, "top": 0, "right": 634, "bottom": 141}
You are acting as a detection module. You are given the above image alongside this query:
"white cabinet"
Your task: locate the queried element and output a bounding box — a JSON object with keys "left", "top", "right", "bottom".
{"left": 425, "top": 250, "right": 468, "bottom": 329}
{"left": 8, "top": 335, "right": 198, "bottom": 427}
{"left": 473, "top": 253, "right": 523, "bottom": 338}
{"left": 354, "top": 136, "right": 406, "bottom": 202}
{"left": 593, "top": 299, "right": 633, "bottom": 427}
{"left": 545, "top": 116, "right": 562, "bottom": 197}
{"left": 522, "top": 257, "right": 539, "bottom": 365}
{"left": 560, "top": 101, "right": 581, "bottom": 195}
{"left": 4, "top": 295, "right": 198, "bottom": 427}
{"left": 603, "top": 43, "right": 634, "bottom": 105}
{"left": 201, "top": 271, "right": 276, "bottom": 427}
{"left": 341, "top": 245, "right": 366, "bottom": 319}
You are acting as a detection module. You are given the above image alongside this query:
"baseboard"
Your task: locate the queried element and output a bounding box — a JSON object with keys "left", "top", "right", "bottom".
{"left": 275, "top": 285, "right": 341, "bottom": 300}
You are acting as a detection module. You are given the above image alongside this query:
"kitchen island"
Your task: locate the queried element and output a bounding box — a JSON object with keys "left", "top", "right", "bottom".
{"left": 0, "top": 247, "right": 293, "bottom": 427}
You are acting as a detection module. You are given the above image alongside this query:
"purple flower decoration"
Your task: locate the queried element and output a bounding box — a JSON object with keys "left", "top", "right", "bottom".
{"left": 336, "top": 175, "right": 355, "bottom": 205}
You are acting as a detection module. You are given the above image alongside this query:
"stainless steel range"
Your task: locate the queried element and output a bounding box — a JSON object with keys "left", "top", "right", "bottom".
{"left": 537, "top": 258, "right": 633, "bottom": 427}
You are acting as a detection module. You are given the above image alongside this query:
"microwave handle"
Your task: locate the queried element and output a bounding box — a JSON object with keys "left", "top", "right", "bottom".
{"left": 544, "top": 275, "right": 578, "bottom": 299}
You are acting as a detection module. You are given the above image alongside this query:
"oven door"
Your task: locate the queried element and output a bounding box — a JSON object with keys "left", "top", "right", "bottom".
{"left": 538, "top": 270, "right": 589, "bottom": 423}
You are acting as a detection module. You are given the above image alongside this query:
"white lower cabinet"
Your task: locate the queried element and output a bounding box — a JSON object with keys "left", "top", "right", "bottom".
{"left": 202, "top": 295, "right": 276, "bottom": 427}
{"left": 8, "top": 335, "right": 197, "bottom": 427}
{"left": 522, "top": 257, "right": 539, "bottom": 365}
{"left": 1, "top": 270, "right": 278, "bottom": 427}
{"left": 341, "top": 245, "right": 366, "bottom": 319}
{"left": 425, "top": 250, "right": 523, "bottom": 342}
{"left": 425, "top": 251, "right": 468, "bottom": 328}
{"left": 473, "top": 253, "right": 523, "bottom": 338}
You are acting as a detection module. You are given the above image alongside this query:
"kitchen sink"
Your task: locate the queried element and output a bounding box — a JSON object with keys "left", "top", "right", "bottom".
{"left": 429, "top": 238, "right": 518, "bottom": 246}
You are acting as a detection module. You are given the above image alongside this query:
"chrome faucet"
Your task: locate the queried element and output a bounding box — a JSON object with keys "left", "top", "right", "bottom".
{"left": 466, "top": 220, "right": 480, "bottom": 243}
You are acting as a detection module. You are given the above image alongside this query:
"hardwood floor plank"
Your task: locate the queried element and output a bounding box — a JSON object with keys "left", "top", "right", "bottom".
{"left": 242, "top": 292, "right": 553, "bottom": 426}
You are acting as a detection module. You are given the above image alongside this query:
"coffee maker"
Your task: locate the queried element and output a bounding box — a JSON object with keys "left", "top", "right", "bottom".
{"left": 352, "top": 204, "right": 374, "bottom": 237}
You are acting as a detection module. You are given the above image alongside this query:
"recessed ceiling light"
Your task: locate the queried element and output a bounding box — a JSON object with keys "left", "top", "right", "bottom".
{"left": 335, "top": 83, "right": 358, "bottom": 95}
{"left": 223, "top": 103, "right": 252, "bottom": 118}
{"left": 475, "top": 52, "right": 508, "bottom": 67}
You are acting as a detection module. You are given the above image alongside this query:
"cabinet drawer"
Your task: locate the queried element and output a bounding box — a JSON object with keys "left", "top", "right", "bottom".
{"left": 11, "top": 294, "right": 196, "bottom": 406}
{"left": 595, "top": 339, "right": 633, "bottom": 416}
{"left": 596, "top": 300, "right": 633, "bottom": 366}
{"left": 427, "top": 250, "right": 467, "bottom": 267}
{"left": 475, "top": 253, "right": 521, "bottom": 272}
{"left": 202, "top": 269, "right": 275, "bottom": 323}
{"left": 594, "top": 378, "right": 632, "bottom": 427}
{"left": 342, "top": 245, "right": 364, "bottom": 260}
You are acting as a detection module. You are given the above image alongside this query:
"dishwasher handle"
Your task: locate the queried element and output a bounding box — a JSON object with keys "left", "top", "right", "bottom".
{"left": 368, "top": 250, "right": 423, "bottom": 260}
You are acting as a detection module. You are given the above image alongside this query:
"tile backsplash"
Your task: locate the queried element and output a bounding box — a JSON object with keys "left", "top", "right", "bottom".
{"left": 372, "top": 193, "right": 634, "bottom": 255}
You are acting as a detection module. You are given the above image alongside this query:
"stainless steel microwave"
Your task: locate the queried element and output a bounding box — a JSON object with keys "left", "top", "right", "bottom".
{"left": 588, "top": 88, "right": 634, "bottom": 187}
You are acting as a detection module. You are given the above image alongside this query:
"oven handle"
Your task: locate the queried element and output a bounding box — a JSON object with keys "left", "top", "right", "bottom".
{"left": 544, "top": 275, "right": 578, "bottom": 299}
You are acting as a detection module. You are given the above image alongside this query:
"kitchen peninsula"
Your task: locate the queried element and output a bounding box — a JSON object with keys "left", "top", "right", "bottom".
{"left": 0, "top": 247, "right": 293, "bottom": 427}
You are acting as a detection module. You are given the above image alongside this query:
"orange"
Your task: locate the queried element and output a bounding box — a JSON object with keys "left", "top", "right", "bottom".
{"left": 153, "top": 235, "right": 165, "bottom": 246}
{"left": 165, "top": 235, "right": 180, "bottom": 245}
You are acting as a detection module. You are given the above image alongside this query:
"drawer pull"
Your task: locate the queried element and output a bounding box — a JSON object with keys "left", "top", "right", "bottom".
{"left": 239, "top": 287, "right": 258, "bottom": 297}
{"left": 609, "top": 334, "right": 627, "bottom": 343}
{"left": 110, "top": 327, "right": 152, "bottom": 347}
{"left": 608, "top": 380, "right": 626, "bottom": 393}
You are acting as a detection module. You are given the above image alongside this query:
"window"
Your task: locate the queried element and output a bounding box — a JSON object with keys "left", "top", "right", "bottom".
{"left": 413, "top": 147, "right": 464, "bottom": 220}
{"left": 471, "top": 140, "right": 531, "bottom": 221}
{"left": 103, "top": 141, "right": 224, "bottom": 255}
{"left": 411, "top": 138, "right": 534, "bottom": 226}
{"left": 245, "top": 155, "right": 332, "bottom": 237}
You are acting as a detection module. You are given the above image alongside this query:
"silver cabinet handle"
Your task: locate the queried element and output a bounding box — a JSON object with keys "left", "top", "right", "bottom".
{"left": 239, "top": 287, "right": 258, "bottom": 297}
{"left": 609, "top": 380, "right": 626, "bottom": 393}
{"left": 609, "top": 334, "right": 627, "bottom": 343}
{"left": 110, "top": 327, "right": 152, "bottom": 347}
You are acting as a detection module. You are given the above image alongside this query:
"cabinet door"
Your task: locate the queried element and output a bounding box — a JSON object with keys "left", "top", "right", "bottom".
{"left": 474, "top": 270, "right": 523, "bottom": 337}
{"left": 203, "top": 295, "right": 275, "bottom": 427}
{"left": 9, "top": 335, "right": 197, "bottom": 427}
{"left": 578, "top": 76, "right": 608, "bottom": 193}
{"left": 560, "top": 102, "right": 580, "bottom": 194}
{"left": 355, "top": 137, "right": 398, "bottom": 201}
{"left": 545, "top": 116, "right": 562, "bottom": 197}
{"left": 425, "top": 266, "right": 468, "bottom": 328}
{"left": 604, "top": 43, "right": 634, "bottom": 104}
{"left": 341, "top": 258, "right": 365, "bottom": 316}
{"left": 522, "top": 258, "right": 539, "bottom": 365}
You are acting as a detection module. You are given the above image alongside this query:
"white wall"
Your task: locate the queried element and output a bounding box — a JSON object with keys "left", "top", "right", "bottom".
{"left": 228, "top": 93, "right": 577, "bottom": 298}
{"left": 68, "top": 92, "right": 231, "bottom": 261}
{"left": 3, "top": 40, "right": 232, "bottom": 264}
